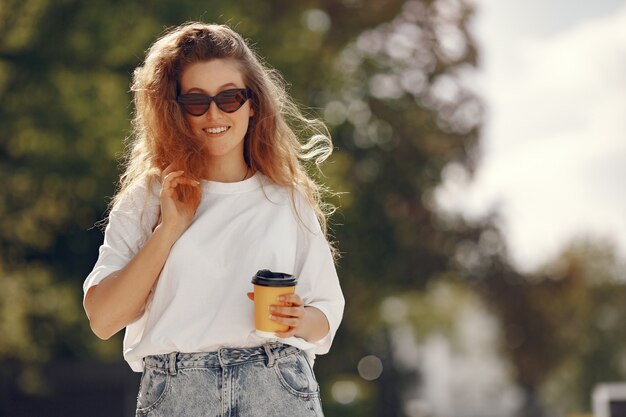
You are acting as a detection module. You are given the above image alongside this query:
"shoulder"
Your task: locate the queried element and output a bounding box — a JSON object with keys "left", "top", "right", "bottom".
{"left": 112, "top": 174, "right": 160, "bottom": 214}
{"left": 255, "top": 172, "right": 291, "bottom": 205}
{"left": 292, "top": 186, "right": 323, "bottom": 235}
{"left": 254, "top": 173, "right": 321, "bottom": 234}
{"left": 256, "top": 173, "right": 320, "bottom": 231}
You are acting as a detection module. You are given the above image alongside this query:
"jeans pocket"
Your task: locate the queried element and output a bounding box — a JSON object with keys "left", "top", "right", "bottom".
{"left": 274, "top": 352, "right": 320, "bottom": 398}
{"left": 136, "top": 366, "right": 171, "bottom": 415}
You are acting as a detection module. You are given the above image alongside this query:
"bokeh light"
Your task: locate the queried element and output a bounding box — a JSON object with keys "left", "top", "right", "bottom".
{"left": 357, "top": 355, "right": 384, "bottom": 381}
{"left": 331, "top": 380, "right": 360, "bottom": 405}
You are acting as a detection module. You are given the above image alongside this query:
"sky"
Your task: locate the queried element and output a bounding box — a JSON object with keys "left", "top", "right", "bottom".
{"left": 436, "top": 0, "right": 626, "bottom": 272}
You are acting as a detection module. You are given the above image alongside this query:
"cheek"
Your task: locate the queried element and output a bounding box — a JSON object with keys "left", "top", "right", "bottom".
{"left": 185, "top": 115, "right": 202, "bottom": 131}
{"left": 238, "top": 116, "right": 251, "bottom": 134}
{"left": 239, "top": 106, "right": 253, "bottom": 130}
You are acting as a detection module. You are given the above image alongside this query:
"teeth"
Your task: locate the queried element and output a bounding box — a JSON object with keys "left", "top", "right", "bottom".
{"left": 203, "top": 127, "right": 229, "bottom": 134}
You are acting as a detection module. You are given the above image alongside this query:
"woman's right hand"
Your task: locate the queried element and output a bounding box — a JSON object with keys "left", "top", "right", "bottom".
{"left": 158, "top": 164, "right": 201, "bottom": 238}
{"left": 85, "top": 164, "right": 201, "bottom": 339}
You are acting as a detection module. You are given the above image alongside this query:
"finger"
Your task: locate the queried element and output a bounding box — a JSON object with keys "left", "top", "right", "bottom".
{"left": 163, "top": 174, "right": 201, "bottom": 194}
{"left": 277, "top": 294, "right": 303, "bottom": 306}
{"left": 162, "top": 170, "right": 185, "bottom": 186}
{"left": 275, "top": 329, "right": 296, "bottom": 338}
{"left": 169, "top": 176, "right": 201, "bottom": 188}
{"left": 269, "top": 305, "right": 303, "bottom": 318}
{"left": 269, "top": 315, "right": 300, "bottom": 327}
{"left": 161, "top": 163, "right": 178, "bottom": 179}
{"left": 160, "top": 178, "right": 184, "bottom": 201}
{"left": 164, "top": 170, "right": 185, "bottom": 180}
{"left": 247, "top": 292, "right": 254, "bottom": 301}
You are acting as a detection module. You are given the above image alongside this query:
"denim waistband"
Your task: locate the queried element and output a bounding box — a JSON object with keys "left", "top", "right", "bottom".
{"left": 143, "top": 342, "right": 300, "bottom": 374}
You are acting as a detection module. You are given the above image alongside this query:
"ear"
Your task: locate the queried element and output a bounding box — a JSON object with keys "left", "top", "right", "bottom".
{"left": 249, "top": 106, "right": 255, "bottom": 118}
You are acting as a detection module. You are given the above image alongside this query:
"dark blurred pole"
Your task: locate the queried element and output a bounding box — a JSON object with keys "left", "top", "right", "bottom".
{"left": 518, "top": 384, "right": 544, "bottom": 417}
{"left": 377, "top": 327, "right": 402, "bottom": 417}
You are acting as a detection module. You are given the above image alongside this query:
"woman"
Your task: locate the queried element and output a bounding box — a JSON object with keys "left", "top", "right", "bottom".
{"left": 83, "top": 22, "right": 344, "bottom": 416}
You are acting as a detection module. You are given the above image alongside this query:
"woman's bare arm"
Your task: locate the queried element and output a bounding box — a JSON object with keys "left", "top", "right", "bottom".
{"left": 84, "top": 168, "right": 200, "bottom": 340}
{"left": 84, "top": 224, "right": 180, "bottom": 340}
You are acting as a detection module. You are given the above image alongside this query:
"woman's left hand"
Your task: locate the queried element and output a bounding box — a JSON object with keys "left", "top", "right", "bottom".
{"left": 246, "top": 292, "right": 306, "bottom": 338}
{"left": 270, "top": 294, "right": 306, "bottom": 338}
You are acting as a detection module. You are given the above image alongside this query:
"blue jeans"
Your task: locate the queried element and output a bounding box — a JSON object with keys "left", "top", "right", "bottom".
{"left": 135, "top": 342, "right": 324, "bottom": 416}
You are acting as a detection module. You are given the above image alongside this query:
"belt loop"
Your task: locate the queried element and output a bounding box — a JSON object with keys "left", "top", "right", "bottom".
{"left": 167, "top": 352, "right": 178, "bottom": 376}
{"left": 263, "top": 343, "right": 275, "bottom": 368}
{"left": 218, "top": 348, "right": 226, "bottom": 368}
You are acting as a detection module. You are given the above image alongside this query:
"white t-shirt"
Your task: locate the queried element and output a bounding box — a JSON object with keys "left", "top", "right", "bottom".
{"left": 83, "top": 171, "right": 345, "bottom": 372}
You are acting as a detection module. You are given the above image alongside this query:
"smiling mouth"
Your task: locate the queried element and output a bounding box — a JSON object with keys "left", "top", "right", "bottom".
{"left": 203, "top": 126, "right": 230, "bottom": 135}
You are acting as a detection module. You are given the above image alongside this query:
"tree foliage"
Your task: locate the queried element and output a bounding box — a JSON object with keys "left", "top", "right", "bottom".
{"left": 2, "top": 1, "right": 624, "bottom": 416}
{"left": 477, "top": 238, "right": 626, "bottom": 416}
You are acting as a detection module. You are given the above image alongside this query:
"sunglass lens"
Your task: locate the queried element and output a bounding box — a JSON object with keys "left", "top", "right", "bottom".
{"left": 181, "top": 94, "right": 210, "bottom": 116}
{"left": 178, "top": 89, "right": 249, "bottom": 115}
{"left": 216, "top": 90, "right": 247, "bottom": 113}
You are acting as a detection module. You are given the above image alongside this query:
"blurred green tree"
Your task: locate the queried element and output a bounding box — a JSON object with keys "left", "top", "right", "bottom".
{"left": 540, "top": 240, "right": 626, "bottom": 415}
{"left": 1, "top": 0, "right": 446, "bottom": 414}
{"left": 312, "top": 1, "right": 485, "bottom": 414}
{"left": 12, "top": 1, "right": 619, "bottom": 417}
{"left": 462, "top": 224, "right": 626, "bottom": 416}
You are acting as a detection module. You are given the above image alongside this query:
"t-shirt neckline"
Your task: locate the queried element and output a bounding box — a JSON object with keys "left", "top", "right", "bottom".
{"left": 201, "top": 171, "right": 263, "bottom": 194}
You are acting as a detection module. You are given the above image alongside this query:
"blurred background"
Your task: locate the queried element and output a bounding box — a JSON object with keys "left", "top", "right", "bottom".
{"left": 1, "top": 0, "right": 625, "bottom": 416}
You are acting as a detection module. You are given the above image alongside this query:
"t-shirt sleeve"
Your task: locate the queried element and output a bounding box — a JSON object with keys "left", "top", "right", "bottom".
{"left": 292, "top": 190, "right": 345, "bottom": 355}
{"left": 82, "top": 179, "right": 160, "bottom": 304}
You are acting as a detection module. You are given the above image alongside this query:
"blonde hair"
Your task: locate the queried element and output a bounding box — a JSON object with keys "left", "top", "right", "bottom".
{"left": 110, "top": 22, "right": 335, "bottom": 244}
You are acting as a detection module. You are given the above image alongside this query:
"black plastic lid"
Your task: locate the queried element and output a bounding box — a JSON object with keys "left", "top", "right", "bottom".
{"left": 251, "top": 269, "right": 297, "bottom": 287}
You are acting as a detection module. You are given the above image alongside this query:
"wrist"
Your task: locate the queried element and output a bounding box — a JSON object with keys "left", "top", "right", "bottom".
{"left": 296, "top": 306, "right": 329, "bottom": 343}
{"left": 152, "top": 223, "right": 182, "bottom": 246}
{"left": 295, "top": 307, "right": 311, "bottom": 341}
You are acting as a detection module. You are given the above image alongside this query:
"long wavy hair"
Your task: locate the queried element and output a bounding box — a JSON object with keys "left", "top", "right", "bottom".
{"left": 109, "top": 22, "right": 335, "bottom": 245}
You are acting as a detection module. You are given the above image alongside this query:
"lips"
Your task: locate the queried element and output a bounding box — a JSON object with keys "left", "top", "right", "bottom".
{"left": 203, "top": 126, "right": 230, "bottom": 134}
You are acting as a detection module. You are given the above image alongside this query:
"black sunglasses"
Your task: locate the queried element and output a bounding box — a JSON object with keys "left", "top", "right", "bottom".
{"left": 177, "top": 88, "right": 252, "bottom": 116}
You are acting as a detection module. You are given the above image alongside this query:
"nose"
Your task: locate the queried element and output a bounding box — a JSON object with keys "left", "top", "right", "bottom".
{"left": 206, "top": 99, "right": 221, "bottom": 118}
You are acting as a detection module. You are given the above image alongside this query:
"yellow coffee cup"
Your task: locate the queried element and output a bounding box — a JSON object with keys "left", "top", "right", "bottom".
{"left": 251, "top": 269, "right": 297, "bottom": 338}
